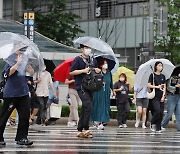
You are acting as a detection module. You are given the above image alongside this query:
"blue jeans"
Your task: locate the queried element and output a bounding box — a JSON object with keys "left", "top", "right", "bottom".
{"left": 175, "top": 95, "right": 180, "bottom": 130}
{"left": 161, "top": 95, "right": 180, "bottom": 130}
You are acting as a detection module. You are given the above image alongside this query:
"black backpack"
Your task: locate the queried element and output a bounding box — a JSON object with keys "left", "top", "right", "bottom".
{"left": 81, "top": 56, "right": 104, "bottom": 91}
{"left": 0, "top": 72, "right": 7, "bottom": 100}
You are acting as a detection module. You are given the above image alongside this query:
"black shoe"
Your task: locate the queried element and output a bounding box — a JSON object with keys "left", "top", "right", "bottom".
{"left": 0, "top": 140, "right": 6, "bottom": 146}
{"left": 16, "top": 138, "right": 33, "bottom": 146}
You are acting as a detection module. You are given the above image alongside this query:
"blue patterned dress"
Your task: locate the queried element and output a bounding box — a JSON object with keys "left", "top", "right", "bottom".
{"left": 91, "top": 71, "right": 113, "bottom": 122}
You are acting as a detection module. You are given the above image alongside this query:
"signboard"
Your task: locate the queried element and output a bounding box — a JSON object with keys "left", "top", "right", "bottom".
{"left": 23, "top": 12, "right": 35, "bottom": 42}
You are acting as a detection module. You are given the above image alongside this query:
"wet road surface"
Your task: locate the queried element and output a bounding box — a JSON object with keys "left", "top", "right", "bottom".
{"left": 0, "top": 125, "right": 180, "bottom": 153}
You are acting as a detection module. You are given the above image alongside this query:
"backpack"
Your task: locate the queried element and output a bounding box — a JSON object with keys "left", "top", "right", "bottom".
{"left": 80, "top": 56, "right": 104, "bottom": 91}
{"left": 0, "top": 72, "right": 7, "bottom": 100}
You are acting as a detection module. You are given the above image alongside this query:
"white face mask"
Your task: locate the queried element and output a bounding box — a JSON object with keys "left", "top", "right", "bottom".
{"left": 102, "top": 64, "right": 108, "bottom": 69}
{"left": 84, "top": 48, "right": 92, "bottom": 56}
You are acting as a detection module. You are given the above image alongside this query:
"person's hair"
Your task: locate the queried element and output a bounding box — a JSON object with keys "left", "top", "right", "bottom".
{"left": 119, "top": 73, "right": 127, "bottom": 83}
{"left": 154, "top": 61, "right": 163, "bottom": 72}
{"left": 80, "top": 44, "right": 85, "bottom": 49}
{"left": 97, "top": 58, "right": 106, "bottom": 69}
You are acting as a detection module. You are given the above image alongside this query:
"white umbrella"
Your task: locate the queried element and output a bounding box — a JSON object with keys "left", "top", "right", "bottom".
{"left": 73, "top": 36, "right": 114, "bottom": 55}
{"left": 134, "top": 58, "right": 175, "bottom": 87}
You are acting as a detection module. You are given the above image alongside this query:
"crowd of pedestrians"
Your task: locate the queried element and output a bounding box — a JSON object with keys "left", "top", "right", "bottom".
{"left": 0, "top": 43, "right": 179, "bottom": 145}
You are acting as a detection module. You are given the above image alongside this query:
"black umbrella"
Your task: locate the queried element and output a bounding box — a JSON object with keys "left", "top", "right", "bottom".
{"left": 94, "top": 54, "right": 116, "bottom": 71}
{"left": 172, "top": 65, "right": 180, "bottom": 76}
{"left": 44, "top": 59, "right": 56, "bottom": 74}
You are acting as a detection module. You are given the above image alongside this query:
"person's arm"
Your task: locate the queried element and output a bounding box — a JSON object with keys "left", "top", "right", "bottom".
{"left": 175, "top": 84, "right": 180, "bottom": 88}
{"left": 65, "top": 78, "right": 75, "bottom": 84}
{"left": 70, "top": 68, "right": 90, "bottom": 76}
{"left": 9, "top": 54, "right": 22, "bottom": 76}
{"left": 161, "top": 76, "right": 167, "bottom": 102}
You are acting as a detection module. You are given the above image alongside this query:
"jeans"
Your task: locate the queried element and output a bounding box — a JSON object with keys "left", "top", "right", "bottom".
{"left": 161, "top": 95, "right": 178, "bottom": 128}
{"left": 174, "top": 95, "right": 180, "bottom": 130}
{"left": 77, "top": 89, "right": 93, "bottom": 132}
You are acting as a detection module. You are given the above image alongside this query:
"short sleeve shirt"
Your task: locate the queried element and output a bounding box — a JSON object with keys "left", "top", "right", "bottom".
{"left": 114, "top": 81, "right": 129, "bottom": 103}
{"left": 148, "top": 73, "right": 166, "bottom": 100}
{"left": 3, "top": 63, "right": 29, "bottom": 98}
{"left": 67, "top": 75, "right": 75, "bottom": 89}
{"left": 70, "top": 56, "right": 97, "bottom": 90}
{"left": 35, "top": 71, "right": 53, "bottom": 97}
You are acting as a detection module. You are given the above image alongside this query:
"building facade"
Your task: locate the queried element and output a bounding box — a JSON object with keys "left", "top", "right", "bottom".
{"left": 1, "top": 0, "right": 154, "bottom": 70}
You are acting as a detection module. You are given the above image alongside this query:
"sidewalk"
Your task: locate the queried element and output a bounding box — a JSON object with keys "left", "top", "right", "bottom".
{"left": 55, "top": 117, "right": 176, "bottom": 128}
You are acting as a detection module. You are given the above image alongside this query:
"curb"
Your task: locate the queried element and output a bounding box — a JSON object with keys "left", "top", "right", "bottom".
{"left": 55, "top": 117, "right": 176, "bottom": 128}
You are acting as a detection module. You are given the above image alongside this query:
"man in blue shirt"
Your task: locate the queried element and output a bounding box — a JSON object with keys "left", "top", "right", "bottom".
{"left": 0, "top": 50, "right": 33, "bottom": 146}
{"left": 70, "top": 44, "right": 100, "bottom": 138}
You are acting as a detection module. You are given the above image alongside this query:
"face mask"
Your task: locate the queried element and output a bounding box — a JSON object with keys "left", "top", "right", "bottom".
{"left": 102, "top": 64, "right": 108, "bottom": 69}
{"left": 84, "top": 48, "right": 92, "bottom": 56}
{"left": 119, "top": 78, "right": 125, "bottom": 82}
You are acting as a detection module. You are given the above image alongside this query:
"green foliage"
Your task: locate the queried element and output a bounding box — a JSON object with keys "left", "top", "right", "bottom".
{"left": 23, "top": 0, "right": 84, "bottom": 46}
{"left": 61, "top": 105, "right": 136, "bottom": 120}
{"left": 154, "top": 0, "right": 180, "bottom": 65}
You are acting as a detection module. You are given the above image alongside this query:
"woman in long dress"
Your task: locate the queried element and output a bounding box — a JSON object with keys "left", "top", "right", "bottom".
{"left": 91, "top": 59, "right": 113, "bottom": 130}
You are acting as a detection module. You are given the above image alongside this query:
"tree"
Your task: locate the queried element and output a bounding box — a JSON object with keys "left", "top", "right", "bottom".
{"left": 23, "top": 0, "right": 84, "bottom": 46}
{"left": 154, "top": 0, "right": 180, "bottom": 65}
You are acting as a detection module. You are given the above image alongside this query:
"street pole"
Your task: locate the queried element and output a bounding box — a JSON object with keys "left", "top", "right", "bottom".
{"left": 149, "top": 0, "right": 155, "bottom": 58}
{"left": 0, "top": 0, "right": 3, "bottom": 19}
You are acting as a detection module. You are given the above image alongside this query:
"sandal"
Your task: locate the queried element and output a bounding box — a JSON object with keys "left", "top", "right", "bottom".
{"left": 76, "top": 132, "right": 85, "bottom": 138}
{"left": 10, "top": 118, "right": 16, "bottom": 126}
{"left": 83, "top": 130, "right": 93, "bottom": 138}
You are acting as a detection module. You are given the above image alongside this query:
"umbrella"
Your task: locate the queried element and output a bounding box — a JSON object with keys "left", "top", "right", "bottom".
{"left": 172, "top": 65, "right": 180, "bottom": 76}
{"left": 73, "top": 36, "right": 114, "bottom": 55}
{"left": 54, "top": 58, "right": 74, "bottom": 82}
{"left": 0, "top": 32, "right": 44, "bottom": 75}
{"left": 44, "top": 59, "right": 56, "bottom": 74}
{"left": 94, "top": 54, "right": 119, "bottom": 72}
{"left": 113, "top": 66, "right": 135, "bottom": 87}
{"left": 134, "top": 58, "right": 175, "bottom": 87}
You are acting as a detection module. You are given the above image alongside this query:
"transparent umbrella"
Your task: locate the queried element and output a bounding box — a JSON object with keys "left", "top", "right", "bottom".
{"left": 73, "top": 36, "right": 114, "bottom": 55}
{"left": 0, "top": 32, "right": 44, "bottom": 75}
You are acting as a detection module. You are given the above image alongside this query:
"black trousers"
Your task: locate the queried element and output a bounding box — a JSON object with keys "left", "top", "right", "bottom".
{"left": 77, "top": 89, "right": 93, "bottom": 132}
{"left": 151, "top": 98, "right": 164, "bottom": 131}
{"left": 0, "top": 95, "right": 30, "bottom": 141}
{"left": 36, "top": 96, "right": 48, "bottom": 124}
{"left": 116, "top": 101, "right": 130, "bottom": 125}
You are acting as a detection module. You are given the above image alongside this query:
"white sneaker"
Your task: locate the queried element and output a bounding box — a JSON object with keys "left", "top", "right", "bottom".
{"left": 161, "top": 127, "right": 165, "bottom": 131}
{"left": 135, "top": 121, "right": 140, "bottom": 128}
{"left": 67, "top": 122, "right": 76, "bottom": 127}
{"left": 142, "top": 124, "right": 147, "bottom": 129}
{"left": 156, "top": 130, "right": 162, "bottom": 133}
{"left": 119, "top": 125, "right": 123, "bottom": 128}
{"left": 150, "top": 124, "right": 156, "bottom": 132}
{"left": 97, "top": 124, "right": 104, "bottom": 130}
{"left": 122, "top": 124, "right": 128, "bottom": 128}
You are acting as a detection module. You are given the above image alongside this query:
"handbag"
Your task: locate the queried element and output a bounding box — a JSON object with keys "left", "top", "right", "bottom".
{"left": 49, "top": 103, "right": 62, "bottom": 119}
{"left": 147, "top": 73, "right": 155, "bottom": 99}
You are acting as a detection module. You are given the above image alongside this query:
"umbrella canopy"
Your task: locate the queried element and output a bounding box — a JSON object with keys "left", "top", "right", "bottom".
{"left": 113, "top": 66, "right": 135, "bottom": 87}
{"left": 172, "top": 65, "right": 180, "bottom": 76}
{"left": 0, "top": 32, "right": 44, "bottom": 75}
{"left": 73, "top": 36, "right": 114, "bottom": 55}
{"left": 94, "top": 54, "right": 119, "bottom": 72}
{"left": 44, "top": 59, "right": 56, "bottom": 74}
{"left": 54, "top": 58, "right": 74, "bottom": 82}
{"left": 134, "top": 58, "right": 175, "bottom": 87}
